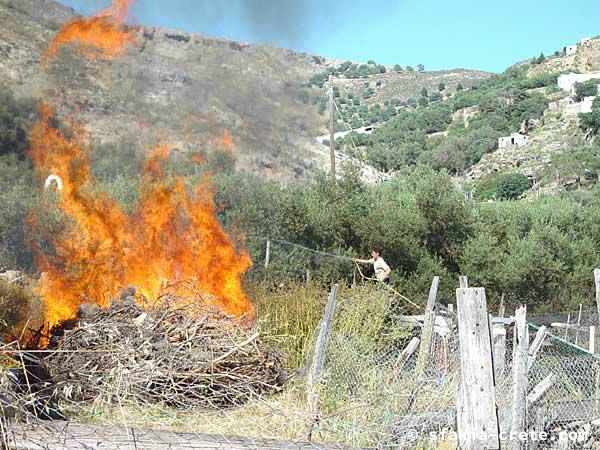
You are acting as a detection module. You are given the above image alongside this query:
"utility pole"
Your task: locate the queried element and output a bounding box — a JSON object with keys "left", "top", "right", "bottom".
{"left": 328, "top": 75, "right": 336, "bottom": 179}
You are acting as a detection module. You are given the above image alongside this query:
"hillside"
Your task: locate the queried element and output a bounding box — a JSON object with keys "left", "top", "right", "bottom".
{"left": 327, "top": 34, "right": 600, "bottom": 200}
{"left": 463, "top": 37, "right": 600, "bottom": 193}
{"left": 0, "top": 0, "right": 491, "bottom": 181}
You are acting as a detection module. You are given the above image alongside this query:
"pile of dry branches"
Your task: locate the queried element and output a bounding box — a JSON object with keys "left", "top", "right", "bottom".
{"left": 45, "top": 297, "right": 286, "bottom": 409}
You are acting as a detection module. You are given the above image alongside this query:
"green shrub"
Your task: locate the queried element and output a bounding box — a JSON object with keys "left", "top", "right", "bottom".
{"left": 0, "top": 155, "right": 38, "bottom": 269}
{"left": 476, "top": 172, "right": 531, "bottom": 200}
{"left": 0, "top": 87, "right": 36, "bottom": 157}
{"left": 0, "top": 280, "right": 39, "bottom": 336}
{"left": 580, "top": 97, "right": 600, "bottom": 135}
{"left": 575, "top": 79, "right": 600, "bottom": 102}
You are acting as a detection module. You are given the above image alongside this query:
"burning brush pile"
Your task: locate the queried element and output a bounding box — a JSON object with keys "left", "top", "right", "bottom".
{"left": 3, "top": 0, "right": 289, "bottom": 416}
{"left": 43, "top": 289, "right": 286, "bottom": 410}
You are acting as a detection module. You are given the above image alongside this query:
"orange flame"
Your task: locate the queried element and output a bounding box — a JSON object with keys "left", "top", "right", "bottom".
{"left": 28, "top": 105, "right": 254, "bottom": 328}
{"left": 215, "top": 129, "right": 235, "bottom": 153}
{"left": 43, "top": 0, "right": 137, "bottom": 63}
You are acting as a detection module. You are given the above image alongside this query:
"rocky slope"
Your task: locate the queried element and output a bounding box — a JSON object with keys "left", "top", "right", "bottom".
{"left": 0, "top": 0, "right": 493, "bottom": 181}
{"left": 463, "top": 37, "right": 600, "bottom": 190}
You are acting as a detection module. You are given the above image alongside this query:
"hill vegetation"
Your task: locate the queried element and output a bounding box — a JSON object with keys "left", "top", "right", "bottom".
{"left": 0, "top": 0, "right": 491, "bottom": 183}
{"left": 2, "top": 85, "right": 600, "bottom": 315}
{"left": 2, "top": 0, "right": 600, "bottom": 318}
{"left": 335, "top": 68, "right": 557, "bottom": 174}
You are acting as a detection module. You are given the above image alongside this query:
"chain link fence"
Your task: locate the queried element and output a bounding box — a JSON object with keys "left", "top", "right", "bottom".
{"left": 3, "top": 285, "right": 600, "bottom": 449}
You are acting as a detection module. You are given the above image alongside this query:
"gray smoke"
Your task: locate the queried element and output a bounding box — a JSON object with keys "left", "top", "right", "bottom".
{"left": 71, "top": 0, "right": 328, "bottom": 46}
{"left": 155, "top": 0, "right": 331, "bottom": 48}
{"left": 240, "top": 0, "right": 321, "bottom": 47}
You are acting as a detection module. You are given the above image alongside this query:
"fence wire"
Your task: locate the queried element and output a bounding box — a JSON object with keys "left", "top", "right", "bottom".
{"left": 3, "top": 289, "right": 600, "bottom": 449}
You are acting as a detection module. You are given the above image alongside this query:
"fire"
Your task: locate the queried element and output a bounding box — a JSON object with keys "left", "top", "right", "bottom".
{"left": 215, "top": 129, "right": 235, "bottom": 153}
{"left": 43, "top": 0, "right": 137, "bottom": 63}
{"left": 28, "top": 105, "right": 254, "bottom": 328}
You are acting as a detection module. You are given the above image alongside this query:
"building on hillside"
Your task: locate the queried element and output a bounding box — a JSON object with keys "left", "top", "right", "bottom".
{"left": 548, "top": 97, "right": 574, "bottom": 112}
{"left": 580, "top": 37, "right": 592, "bottom": 46}
{"left": 581, "top": 96, "right": 597, "bottom": 114}
{"left": 557, "top": 72, "right": 600, "bottom": 96}
{"left": 315, "top": 125, "right": 378, "bottom": 145}
{"left": 498, "top": 133, "right": 528, "bottom": 149}
{"left": 564, "top": 45, "right": 578, "bottom": 56}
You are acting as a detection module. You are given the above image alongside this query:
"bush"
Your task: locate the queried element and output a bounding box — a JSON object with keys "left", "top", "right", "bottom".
{"left": 0, "top": 155, "right": 38, "bottom": 268}
{"left": 0, "top": 280, "right": 39, "bottom": 336}
{"left": 476, "top": 172, "right": 531, "bottom": 200}
{"left": 0, "top": 87, "right": 36, "bottom": 157}
{"left": 580, "top": 97, "right": 600, "bottom": 135}
{"left": 574, "top": 79, "right": 600, "bottom": 102}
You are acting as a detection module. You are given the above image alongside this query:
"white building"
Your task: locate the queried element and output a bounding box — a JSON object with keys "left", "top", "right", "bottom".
{"left": 316, "top": 125, "right": 378, "bottom": 145}
{"left": 581, "top": 96, "right": 597, "bottom": 114}
{"left": 498, "top": 133, "right": 528, "bottom": 149}
{"left": 557, "top": 72, "right": 600, "bottom": 96}
{"left": 580, "top": 37, "right": 592, "bottom": 46}
{"left": 564, "top": 45, "right": 578, "bottom": 56}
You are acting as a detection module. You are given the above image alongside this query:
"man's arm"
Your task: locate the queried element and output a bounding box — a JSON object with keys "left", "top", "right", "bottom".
{"left": 352, "top": 258, "right": 372, "bottom": 264}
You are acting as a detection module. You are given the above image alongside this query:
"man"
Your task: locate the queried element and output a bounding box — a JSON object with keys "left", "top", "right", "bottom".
{"left": 353, "top": 250, "right": 391, "bottom": 284}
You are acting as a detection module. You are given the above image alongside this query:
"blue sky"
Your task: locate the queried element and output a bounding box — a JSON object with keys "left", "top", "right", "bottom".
{"left": 58, "top": 0, "right": 600, "bottom": 73}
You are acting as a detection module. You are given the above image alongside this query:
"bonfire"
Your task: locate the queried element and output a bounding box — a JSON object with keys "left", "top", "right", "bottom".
{"left": 3, "top": 0, "right": 283, "bottom": 417}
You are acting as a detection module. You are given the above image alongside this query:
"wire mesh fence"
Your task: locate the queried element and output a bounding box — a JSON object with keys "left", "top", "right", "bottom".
{"left": 3, "top": 285, "right": 600, "bottom": 449}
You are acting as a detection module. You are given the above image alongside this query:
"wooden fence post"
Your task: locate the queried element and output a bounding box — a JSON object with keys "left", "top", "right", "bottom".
{"left": 392, "top": 337, "right": 420, "bottom": 380}
{"left": 527, "top": 373, "right": 556, "bottom": 405}
{"left": 306, "top": 284, "right": 339, "bottom": 440}
{"left": 498, "top": 293, "right": 505, "bottom": 317}
{"left": 459, "top": 276, "right": 469, "bottom": 289}
{"left": 528, "top": 325, "right": 547, "bottom": 370}
{"left": 456, "top": 287, "right": 500, "bottom": 450}
{"left": 264, "top": 239, "right": 271, "bottom": 269}
{"left": 492, "top": 323, "right": 507, "bottom": 381}
{"left": 528, "top": 373, "right": 556, "bottom": 450}
{"left": 575, "top": 303, "right": 583, "bottom": 346}
{"left": 509, "top": 305, "right": 529, "bottom": 450}
{"left": 415, "top": 277, "right": 439, "bottom": 378}
{"left": 595, "top": 269, "right": 600, "bottom": 325}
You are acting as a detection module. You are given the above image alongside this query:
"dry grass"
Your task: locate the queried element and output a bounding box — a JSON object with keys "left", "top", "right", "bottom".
{"left": 51, "top": 283, "right": 430, "bottom": 448}
{"left": 0, "top": 279, "right": 42, "bottom": 338}
{"left": 4, "top": 282, "right": 454, "bottom": 448}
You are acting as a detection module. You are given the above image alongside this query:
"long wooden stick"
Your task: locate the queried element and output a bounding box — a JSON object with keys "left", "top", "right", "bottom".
{"left": 354, "top": 262, "right": 422, "bottom": 310}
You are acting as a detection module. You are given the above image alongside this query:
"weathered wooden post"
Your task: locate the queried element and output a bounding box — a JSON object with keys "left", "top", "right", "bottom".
{"left": 528, "top": 325, "right": 547, "bottom": 370}
{"left": 563, "top": 313, "right": 571, "bottom": 340}
{"left": 492, "top": 323, "right": 507, "bottom": 381}
{"left": 264, "top": 239, "right": 271, "bottom": 269}
{"left": 498, "top": 293, "right": 506, "bottom": 317}
{"left": 595, "top": 269, "right": 600, "bottom": 325}
{"left": 459, "top": 275, "right": 468, "bottom": 289}
{"left": 509, "top": 305, "right": 529, "bottom": 450}
{"left": 447, "top": 303, "right": 454, "bottom": 330}
{"left": 306, "top": 284, "right": 338, "bottom": 440}
{"left": 392, "top": 337, "right": 420, "bottom": 379}
{"left": 528, "top": 373, "right": 556, "bottom": 450}
{"left": 415, "top": 277, "right": 439, "bottom": 378}
{"left": 456, "top": 287, "right": 500, "bottom": 450}
{"left": 575, "top": 303, "right": 583, "bottom": 346}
